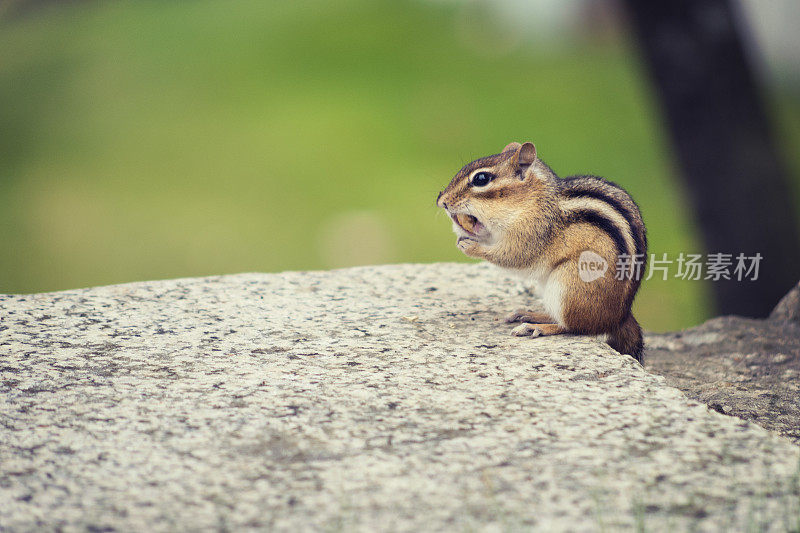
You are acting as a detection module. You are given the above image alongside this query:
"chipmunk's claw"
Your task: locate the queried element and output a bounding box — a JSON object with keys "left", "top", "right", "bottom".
{"left": 511, "top": 323, "right": 541, "bottom": 337}
{"left": 456, "top": 237, "right": 482, "bottom": 256}
{"left": 511, "top": 323, "right": 567, "bottom": 337}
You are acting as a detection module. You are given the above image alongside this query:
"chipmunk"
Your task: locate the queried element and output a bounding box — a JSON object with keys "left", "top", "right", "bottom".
{"left": 436, "top": 142, "right": 647, "bottom": 362}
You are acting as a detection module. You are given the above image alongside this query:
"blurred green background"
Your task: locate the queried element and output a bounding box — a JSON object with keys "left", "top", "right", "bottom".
{"left": 1, "top": 0, "right": 798, "bottom": 331}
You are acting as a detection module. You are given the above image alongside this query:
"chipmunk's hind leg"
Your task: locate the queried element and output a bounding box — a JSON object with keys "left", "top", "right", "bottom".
{"left": 511, "top": 323, "right": 567, "bottom": 337}
{"left": 505, "top": 309, "right": 557, "bottom": 324}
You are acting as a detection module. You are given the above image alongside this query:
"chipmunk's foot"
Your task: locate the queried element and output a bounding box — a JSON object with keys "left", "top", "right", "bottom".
{"left": 505, "top": 309, "right": 555, "bottom": 324}
{"left": 511, "top": 323, "right": 566, "bottom": 337}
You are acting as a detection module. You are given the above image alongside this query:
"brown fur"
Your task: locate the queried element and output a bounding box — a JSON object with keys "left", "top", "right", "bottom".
{"left": 437, "top": 142, "right": 646, "bottom": 362}
{"left": 608, "top": 313, "right": 644, "bottom": 361}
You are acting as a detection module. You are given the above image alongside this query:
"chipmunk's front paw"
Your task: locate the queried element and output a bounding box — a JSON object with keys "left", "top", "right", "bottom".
{"left": 511, "top": 323, "right": 542, "bottom": 337}
{"left": 457, "top": 237, "right": 483, "bottom": 257}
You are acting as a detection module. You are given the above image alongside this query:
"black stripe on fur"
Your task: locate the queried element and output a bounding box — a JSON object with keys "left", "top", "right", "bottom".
{"left": 565, "top": 209, "right": 629, "bottom": 259}
{"left": 561, "top": 187, "right": 645, "bottom": 259}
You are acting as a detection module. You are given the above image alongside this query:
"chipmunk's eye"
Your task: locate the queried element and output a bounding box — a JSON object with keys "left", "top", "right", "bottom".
{"left": 471, "top": 172, "right": 495, "bottom": 187}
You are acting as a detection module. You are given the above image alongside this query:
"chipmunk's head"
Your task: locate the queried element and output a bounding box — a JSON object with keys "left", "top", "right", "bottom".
{"left": 436, "top": 142, "right": 557, "bottom": 255}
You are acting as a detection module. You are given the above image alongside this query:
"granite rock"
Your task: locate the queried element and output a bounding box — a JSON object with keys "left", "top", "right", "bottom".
{"left": 646, "top": 281, "right": 800, "bottom": 445}
{"left": 1, "top": 263, "right": 798, "bottom": 531}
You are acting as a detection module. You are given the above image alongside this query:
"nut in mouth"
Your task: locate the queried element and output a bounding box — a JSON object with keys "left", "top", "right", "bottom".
{"left": 451, "top": 213, "right": 484, "bottom": 235}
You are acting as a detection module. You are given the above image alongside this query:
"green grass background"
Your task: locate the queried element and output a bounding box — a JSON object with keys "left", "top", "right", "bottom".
{"left": 1, "top": 0, "right": 798, "bottom": 331}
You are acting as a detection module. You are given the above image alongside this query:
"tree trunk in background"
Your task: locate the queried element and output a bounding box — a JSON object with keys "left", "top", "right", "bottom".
{"left": 623, "top": 0, "right": 800, "bottom": 317}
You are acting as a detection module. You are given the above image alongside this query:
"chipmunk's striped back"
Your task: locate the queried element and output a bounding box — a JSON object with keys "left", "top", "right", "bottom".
{"left": 558, "top": 175, "right": 648, "bottom": 295}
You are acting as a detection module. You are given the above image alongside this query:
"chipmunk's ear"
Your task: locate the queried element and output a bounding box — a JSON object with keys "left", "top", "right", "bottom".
{"left": 502, "top": 142, "right": 522, "bottom": 153}
{"left": 518, "top": 142, "right": 537, "bottom": 165}
{"left": 507, "top": 142, "right": 537, "bottom": 179}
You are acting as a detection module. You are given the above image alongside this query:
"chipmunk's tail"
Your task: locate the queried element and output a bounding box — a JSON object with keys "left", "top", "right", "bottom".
{"left": 607, "top": 313, "right": 644, "bottom": 364}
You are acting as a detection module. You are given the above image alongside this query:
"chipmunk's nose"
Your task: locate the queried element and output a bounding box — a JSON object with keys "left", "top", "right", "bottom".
{"left": 436, "top": 191, "right": 447, "bottom": 209}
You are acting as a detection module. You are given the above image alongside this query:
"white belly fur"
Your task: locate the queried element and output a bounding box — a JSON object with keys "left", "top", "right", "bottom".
{"left": 540, "top": 277, "right": 563, "bottom": 324}
{"left": 504, "top": 264, "right": 564, "bottom": 324}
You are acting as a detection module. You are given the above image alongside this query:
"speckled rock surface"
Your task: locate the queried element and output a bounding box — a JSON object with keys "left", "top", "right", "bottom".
{"left": 1, "top": 263, "right": 799, "bottom": 532}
